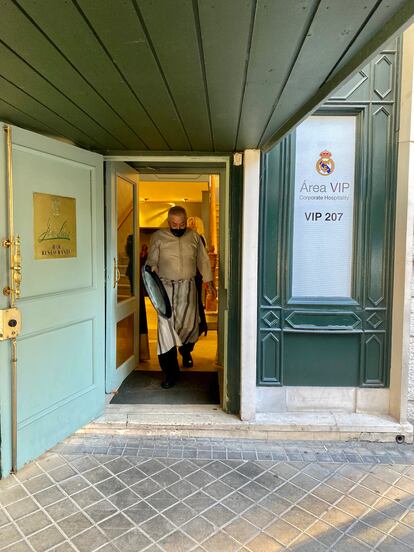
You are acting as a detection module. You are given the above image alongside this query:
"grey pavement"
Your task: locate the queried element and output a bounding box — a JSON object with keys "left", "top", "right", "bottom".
{"left": 1, "top": 435, "right": 414, "bottom": 551}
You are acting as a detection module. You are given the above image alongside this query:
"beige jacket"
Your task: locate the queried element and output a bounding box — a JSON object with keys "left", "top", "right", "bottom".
{"left": 147, "top": 228, "right": 213, "bottom": 282}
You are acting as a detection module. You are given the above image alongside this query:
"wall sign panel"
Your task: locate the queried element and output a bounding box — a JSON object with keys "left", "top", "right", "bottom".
{"left": 292, "top": 116, "right": 356, "bottom": 298}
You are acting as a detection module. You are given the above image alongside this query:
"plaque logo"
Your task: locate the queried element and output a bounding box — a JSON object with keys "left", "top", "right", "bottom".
{"left": 316, "top": 150, "right": 335, "bottom": 176}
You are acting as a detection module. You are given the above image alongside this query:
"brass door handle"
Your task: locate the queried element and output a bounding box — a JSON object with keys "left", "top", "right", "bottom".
{"left": 13, "top": 235, "right": 21, "bottom": 299}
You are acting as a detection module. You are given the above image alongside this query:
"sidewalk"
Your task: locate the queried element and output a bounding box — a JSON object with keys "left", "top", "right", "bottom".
{"left": 1, "top": 434, "right": 414, "bottom": 551}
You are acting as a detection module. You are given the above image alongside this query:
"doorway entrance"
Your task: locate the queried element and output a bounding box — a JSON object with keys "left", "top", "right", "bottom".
{"left": 104, "top": 157, "right": 232, "bottom": 413}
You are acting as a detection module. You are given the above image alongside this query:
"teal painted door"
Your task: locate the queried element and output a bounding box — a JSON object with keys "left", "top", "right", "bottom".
{"left": 105, "top": 162, "right": 139, "bottom": 393}
{"left": 0, "top": 125, "right": 105, "bottom": 476}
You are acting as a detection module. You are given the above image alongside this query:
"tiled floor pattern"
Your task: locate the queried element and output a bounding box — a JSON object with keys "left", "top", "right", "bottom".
{"left": 1, "top": 436, "right": 414, "bottom": 551}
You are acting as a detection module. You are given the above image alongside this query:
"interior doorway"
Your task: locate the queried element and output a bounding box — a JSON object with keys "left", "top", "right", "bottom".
{"left": 108, "top": 165, "right": 226, "bottom": 408}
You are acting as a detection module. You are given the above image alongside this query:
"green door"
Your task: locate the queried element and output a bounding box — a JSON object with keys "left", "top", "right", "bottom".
{"left": 105, "top": 162, "right": 139, "bottom": 393}
{"left": 0, "top": 124, "right": 105, "bottom": 476}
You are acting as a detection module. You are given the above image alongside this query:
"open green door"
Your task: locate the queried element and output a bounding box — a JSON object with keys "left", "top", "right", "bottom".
{"left": 0, "top": 125, "right": 105, "bottom": 476}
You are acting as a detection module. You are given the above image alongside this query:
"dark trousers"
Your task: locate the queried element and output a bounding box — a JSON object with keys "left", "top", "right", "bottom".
{"left": 158, "top": 343, "right": 195, "bottom": 382}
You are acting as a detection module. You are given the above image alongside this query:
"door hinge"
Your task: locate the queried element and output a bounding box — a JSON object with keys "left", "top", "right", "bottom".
{"left": 233, "top": 152, "right": 243, "bottom": 166}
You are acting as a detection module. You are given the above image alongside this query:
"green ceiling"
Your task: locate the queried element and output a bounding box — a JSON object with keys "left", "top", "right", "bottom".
{"left": 0, "top": 0, "right": 413, "bottom": 153}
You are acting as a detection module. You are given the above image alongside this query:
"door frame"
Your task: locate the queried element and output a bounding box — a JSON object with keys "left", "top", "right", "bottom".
{"left": 104, "top": 154, "right": 241, "bottom": 414}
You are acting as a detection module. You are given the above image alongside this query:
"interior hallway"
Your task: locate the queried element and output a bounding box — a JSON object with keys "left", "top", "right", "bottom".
{"left": 139, "top": 299, "right": 219, "bottom": 373}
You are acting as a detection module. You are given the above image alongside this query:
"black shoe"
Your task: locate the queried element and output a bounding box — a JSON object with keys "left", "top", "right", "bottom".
{"left": 161, "top": 379, "right": 176, "bottom": 389}
{"left": 182, "top": 353, "right": 193, "bottom": 368}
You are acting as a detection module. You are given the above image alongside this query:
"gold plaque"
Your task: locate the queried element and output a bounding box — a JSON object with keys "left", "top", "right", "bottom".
{"left": 33, "top": 192, "right": 77, "bottom": 259}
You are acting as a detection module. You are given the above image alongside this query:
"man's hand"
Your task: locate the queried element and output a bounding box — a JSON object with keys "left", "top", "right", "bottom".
{"left": 205, "top": 281, "right": 217, "bottom": 299}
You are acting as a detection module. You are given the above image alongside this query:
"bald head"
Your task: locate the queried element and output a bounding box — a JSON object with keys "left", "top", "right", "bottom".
{"left": 168, "top": 206, "right": 187, "bottom": 236}
{"left": 168, "top": 206, "right": 187, "bottom": 219}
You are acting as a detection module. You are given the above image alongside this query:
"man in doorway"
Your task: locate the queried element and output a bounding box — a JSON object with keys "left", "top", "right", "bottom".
{"left": 146, "top": 206, "right": 216, "bottom": 388}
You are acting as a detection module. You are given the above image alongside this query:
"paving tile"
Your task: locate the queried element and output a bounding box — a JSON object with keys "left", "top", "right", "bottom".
{"left": 242, "top": 505, "right": 275, "bottom": 529}
{"left": 185, "top": 470, "right": 216, "bottom": 489}
{"left": 297, "top": 494, "right": 331, "bottom": 517}
{"left": 140, "top": 514, "right": 175, "bottom": 541}
{"left": 312, "top": 485, "right": 343, "bottom": 505}
{"left": 0, "top": 523, "right": 22, "bottom": 547}
{"left": 106, "top": 488, "right": 139, "bottom": 510}
{"left": 222, "top": 492, "right": 254, "bottom": 515}
{"left": 15, "top": 463, "right": 43, "bottom": 483}
{"left": 280, "top": 506, "right": 318, "bottom": 531}
{"left": 49, "top": 541, "right": 76, "bottom": 551}
{"left": 123, "top": 500, "right": 158, "bottom": 525}
{"left": 221, "top": 471, "right": 250, "bottom": 490}
{"left": 203, "top": 530, "right": 241, "bottom": 552}
{"left": 376, "top": 536, "right": 414, "bottom": 551}
{"left": 0, "top": 508, "right": 10, "bottom": 527}
{"left": 182, "top": 516, "right": 215, "bottom": 542}
{"left": 259, "top": 492, "right": 291, "bottom": 516}
{"left": 45, "top": 498, "right": 80, "bottom": 522}
{"left": 70, "top": 486, "right": 102, "bottom": 509}
{"left": 95, "top": 477, "right": 126, "bottom": 498}
{"left": 154, "top": 468, "right": 181, "bottom": 489}
{"left": 131, "top": 478, "right": 162, "bottom": 498}
{"left": 145, "top": 489, "right": 178, "bottom": 512}
{"left": 117, "top": 467, "right": 146, "bottom": 487}
{"left": 347, "top": 520, "right": 387, "bottom": 548}
{"left": 16, "top": 510, "right": 51, "bottom": 536}
{"left": 37, "top": 455, "right": 67, "bottom": 472}
{"left": 59, "top": 476, "right": 90, "bottom": 496}
{"left": 49, "top": 465, "right": 78, "bottom": 483}
{"left": 35, "top": 485, "right": 66, "bottom": 507}
{"left": 236, "top": 463, "right": 266, "bottom": 480}
{"left": 183, "top": 491, "right": 215, "bottom": 514}
{"left": 158, "top": 529, "right": 196, "bottom": 552}
{"left": 224, "top": 517, "right": 260, "bottom": 544}
{"left": 203, "top": 503, "right": 235, "bottom": 528}
{"left": 23, "top": 474, "right": 54, "bottom": 495}
{"left": 81, "top": 467, "right": 112, "bottom": 485}
{"left": 287, "top": 533, "right": 328, "bottom": 551}
{"left": 170, "top": 460, "right": 199, "bottom": 478}
{"left": 245, "top": 532, "right": 283, "bottom": 552}
{"left": 28, "top": 525, "right": 65, "bottom": 551}
{"left": 137, "top": 459, "right": 166, "bottom": 477}
{"left": 0, "top": 484, "right": 28, "bottom": 506}
{"left": 71, "top": 526, "right": 108, "bottom": 552}
{"left": 331, "top": 534, "right": 372, "bottom": 551}
{"left": 69, "top": 457, "right": 100, "bottom": 473}
{"left": 203, "top": 480, "right": 234, "bottom": 500}
{"left": 265, "top": 518, "right": 301, "bottom": 546}
{"left": 104, "top": 458, "right": 132, "bottom": 476}
{"left": 58, "top": 510, "right": 93, "bottom": 538}
{"left": 2, "top": 541, "right": 33, "bottom": 551}
{"left": 387, "top": 521, "right": 414, "bottom": 546}
{"left": 167, "top": 479, "right": 197, "bottom": 500}
{"left": 162, "top": 502, "right": 196, "bottom": 526}
{"left": 305, "top": 519, "right": 343, "bottom": 547}
{"left": 202, "top": 460, "right": 233, "bottom": 478}
{"left": 98, "top": 512, "right": 134, "bottom": 540}
{"left": 6, "top": 496, "right": 39, "bottom": 520}
{"left": 239, "top": 481, "right": 270, "bottom": 502}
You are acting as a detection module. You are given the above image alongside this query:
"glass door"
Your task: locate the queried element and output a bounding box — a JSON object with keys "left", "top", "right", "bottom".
{"left": 105, "top": 162, "right": 139, "bottom": 393}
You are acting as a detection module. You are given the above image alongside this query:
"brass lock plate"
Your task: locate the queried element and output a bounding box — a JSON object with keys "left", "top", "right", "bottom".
{"left": 0, "top": 308, "right": 22, "bottom": 340}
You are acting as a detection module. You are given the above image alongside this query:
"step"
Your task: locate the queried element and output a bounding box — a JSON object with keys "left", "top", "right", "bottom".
{"left": 80, "top": 405, "right": 414, "bottom": 443}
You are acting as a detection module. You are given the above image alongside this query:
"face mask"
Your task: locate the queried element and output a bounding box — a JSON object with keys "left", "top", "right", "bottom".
{"left": 170, "top": 228, "right": 186, "bottom": 237}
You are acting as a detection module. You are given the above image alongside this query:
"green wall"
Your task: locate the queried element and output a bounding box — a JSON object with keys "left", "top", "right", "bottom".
{"left": 257, "top": 39, "right": 400, "bottom": 388}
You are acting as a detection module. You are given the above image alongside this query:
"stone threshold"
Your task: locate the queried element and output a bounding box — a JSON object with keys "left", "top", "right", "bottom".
{"left": 80, "top": 403, "right": 414, "bottom": 443}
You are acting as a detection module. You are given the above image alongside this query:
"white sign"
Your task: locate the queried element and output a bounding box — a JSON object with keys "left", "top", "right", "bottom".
{"left": 292, "top": 115, "right": 356, "bottom": 298}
